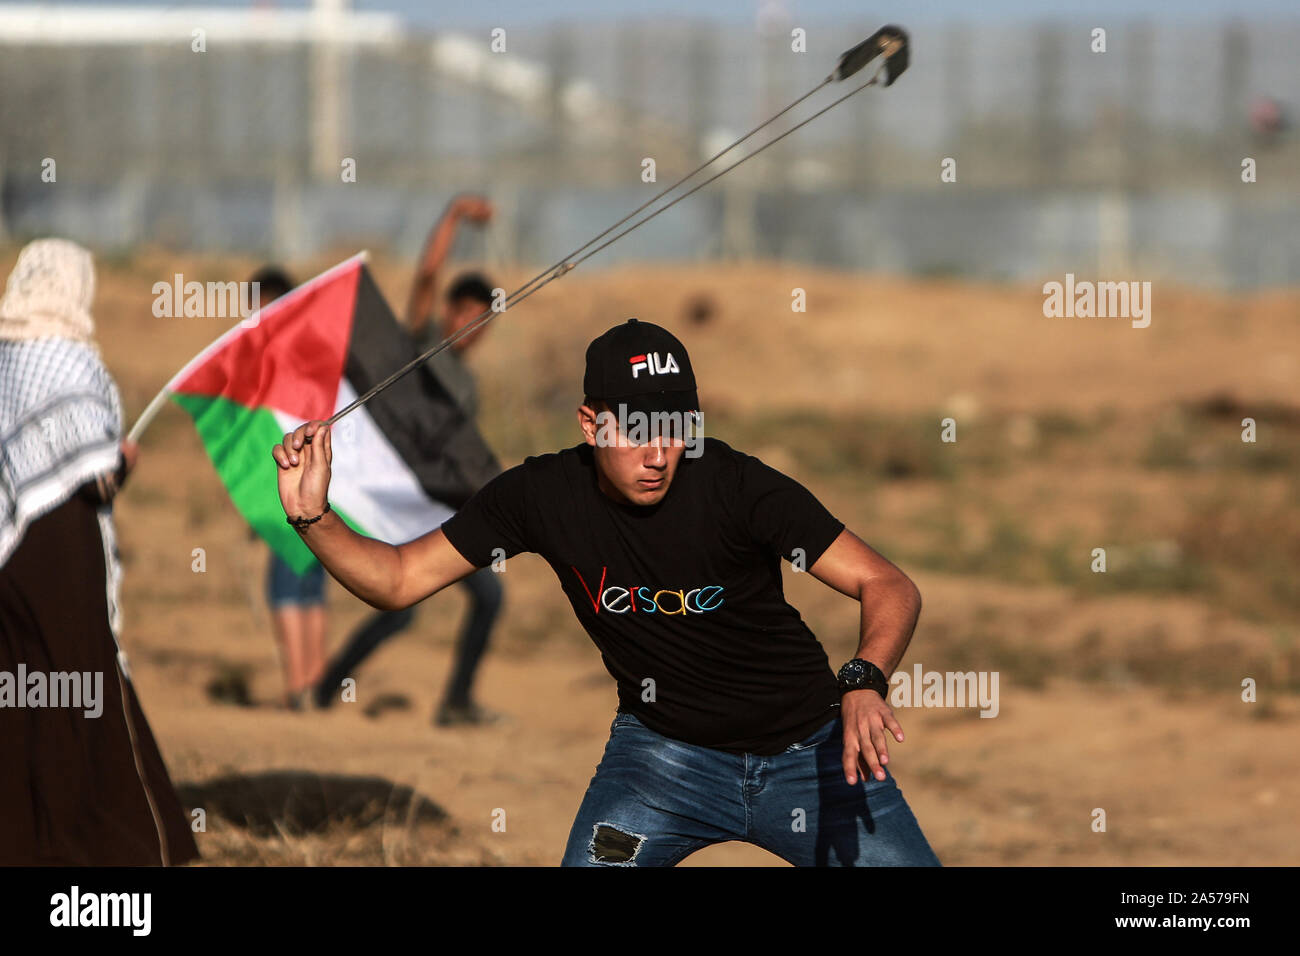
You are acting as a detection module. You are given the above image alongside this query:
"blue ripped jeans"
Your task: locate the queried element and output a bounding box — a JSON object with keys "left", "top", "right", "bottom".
{"left": 561, "top": 711, "right": 941, "bottom": 867}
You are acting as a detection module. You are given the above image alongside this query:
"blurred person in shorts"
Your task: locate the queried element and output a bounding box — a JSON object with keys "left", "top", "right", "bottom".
{"left": 252, "top": 266, "right": 328, "bottom": 711}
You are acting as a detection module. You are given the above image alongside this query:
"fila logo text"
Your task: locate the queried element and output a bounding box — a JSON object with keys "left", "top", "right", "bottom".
{"left": 628, "top": 352, "right": 680, "bottom": 379}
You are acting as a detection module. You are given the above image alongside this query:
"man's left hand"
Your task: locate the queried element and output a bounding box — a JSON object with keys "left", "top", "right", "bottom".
{"left": 840, "top": 688, "right": 904, "bottom": 785}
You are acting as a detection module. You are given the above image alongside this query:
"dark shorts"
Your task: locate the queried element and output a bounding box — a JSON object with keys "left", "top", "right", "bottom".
{"left": 266, "top": 553, "right": 326, "bottom": 608}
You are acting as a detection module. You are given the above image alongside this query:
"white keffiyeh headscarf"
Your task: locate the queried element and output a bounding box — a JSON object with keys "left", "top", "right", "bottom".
{"left": 0, "top": 239, "right": 123, "bottom": 579}
{"left": 0, "top": 238, "right": 97, "bottom": 344}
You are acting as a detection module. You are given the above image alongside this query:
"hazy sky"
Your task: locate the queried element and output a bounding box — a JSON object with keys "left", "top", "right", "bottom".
{"left": 28, "top": 0, "right": 1300, "bottom": 27}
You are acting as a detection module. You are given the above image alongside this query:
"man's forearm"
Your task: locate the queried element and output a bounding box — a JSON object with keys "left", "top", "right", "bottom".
{"left": 854, "top": 575, "right": 922, "bottom": 677}
{"left": 292, "top": 511, "right": 408, "bottom": 610}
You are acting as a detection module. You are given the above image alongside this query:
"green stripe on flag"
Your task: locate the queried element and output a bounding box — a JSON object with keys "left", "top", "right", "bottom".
{"left": 172, "top": 393, "right": 360, "bottom": 576}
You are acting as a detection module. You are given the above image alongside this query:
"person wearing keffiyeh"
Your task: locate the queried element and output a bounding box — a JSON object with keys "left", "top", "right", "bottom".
{"left": 0, "top": 238, "right": 198, "bottom": 865}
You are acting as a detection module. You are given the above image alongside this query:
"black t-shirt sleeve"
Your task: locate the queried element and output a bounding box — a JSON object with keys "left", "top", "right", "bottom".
{"left": 737, "top": 452, "right": 845, "bottom": 567}
{"left": 439, "top": 461, "right": 534, "bottom": 567}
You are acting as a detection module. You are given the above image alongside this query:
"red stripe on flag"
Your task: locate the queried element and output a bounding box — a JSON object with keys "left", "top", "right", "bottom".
{"left": 172, "top": 260, "right": 360, "bottom": 422}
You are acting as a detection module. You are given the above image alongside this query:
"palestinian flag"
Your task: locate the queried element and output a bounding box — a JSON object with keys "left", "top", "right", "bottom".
{"left": 159, "top": 254, "right": 499, "bottom": 574}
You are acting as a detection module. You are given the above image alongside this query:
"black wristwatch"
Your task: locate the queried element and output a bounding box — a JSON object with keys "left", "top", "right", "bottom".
{"left": 837, "top": 658, "right": 889, "bottom": 698}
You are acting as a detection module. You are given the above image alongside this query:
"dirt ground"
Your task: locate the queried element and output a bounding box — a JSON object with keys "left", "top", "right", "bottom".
{"left": 59, "top": 248, "right": 1300, "bottom": 865}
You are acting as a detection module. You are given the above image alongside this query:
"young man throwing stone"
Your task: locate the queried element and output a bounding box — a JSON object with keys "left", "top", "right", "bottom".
{"left": 272, "top": 319, "right": 940, "bottom": 867}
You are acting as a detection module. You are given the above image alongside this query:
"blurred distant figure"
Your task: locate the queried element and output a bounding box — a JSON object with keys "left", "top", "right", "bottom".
{"left": 1249, "top": 95, "right": 1286, "bottom": 146}
{"left": 683, "top": 292, "right": 717, "bottom": 327}
{"left": 252, "top": 265, "right": 328, "bottom": 710}
{"left": 314, "top": 195, "right": 505, "bottom": 727}
{"left": 0, "top": 238, "right": 198, "bottom": 864}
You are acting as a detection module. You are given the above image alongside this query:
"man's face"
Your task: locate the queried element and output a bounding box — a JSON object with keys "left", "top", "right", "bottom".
{"left": 578, "top": 403, "right": 687, "bottom": 507}
{"left": 444, "top": 296, "right": 492, "bottom": 352}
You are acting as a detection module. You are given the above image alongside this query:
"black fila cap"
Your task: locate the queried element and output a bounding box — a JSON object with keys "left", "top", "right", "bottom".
{"left": 583, "top": 318, "right": 699, "bottom": 416}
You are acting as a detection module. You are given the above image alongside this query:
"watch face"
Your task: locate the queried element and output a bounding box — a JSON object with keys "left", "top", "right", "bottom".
{"left": 840, "top": 660, "right": 867, "bottom": 684}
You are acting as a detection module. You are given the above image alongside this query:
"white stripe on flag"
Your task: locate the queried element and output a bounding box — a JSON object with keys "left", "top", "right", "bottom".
{"left": 273, "top": 379, "right": 453, "bottom": 544}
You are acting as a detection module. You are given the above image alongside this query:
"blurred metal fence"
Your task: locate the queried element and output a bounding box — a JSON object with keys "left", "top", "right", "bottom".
{"left": 1, "top": 13, "right": 1297, "bottom": 286}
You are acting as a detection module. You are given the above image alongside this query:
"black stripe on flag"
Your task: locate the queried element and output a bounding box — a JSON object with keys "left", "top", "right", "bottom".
{"left": 343, "top": 266, "right": 501, "bottom": 509}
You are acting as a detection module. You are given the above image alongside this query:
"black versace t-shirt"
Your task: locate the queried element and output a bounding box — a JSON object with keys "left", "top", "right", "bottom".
{"left": 440, "top": 437, "right": 845, "bottom": 755}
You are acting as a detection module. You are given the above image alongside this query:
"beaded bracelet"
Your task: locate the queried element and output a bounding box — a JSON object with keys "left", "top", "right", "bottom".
{"left": 287, "top": 502, "right": 331, "bottom": 530}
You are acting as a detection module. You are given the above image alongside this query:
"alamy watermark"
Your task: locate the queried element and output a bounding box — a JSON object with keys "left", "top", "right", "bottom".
{"left": 889, "top": 664, "right": 999, "bottom": 718}
{"left": 0, "top": 665, "right": 103, "bottom": 718}
{"left": 592, "top": 403, "right": 705, "bottom": 459}
{"left": 1042, "top": 273, "right": 1152, "bottom": 328}
{"left": 152, "top": 274, "right": 264, "bottom": 327}
{"left": 50, "top": 886, "right": 150, "bottom": 936}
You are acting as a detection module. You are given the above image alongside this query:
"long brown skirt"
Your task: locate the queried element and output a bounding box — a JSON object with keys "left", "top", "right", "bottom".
{"left": 0, "top": 494, "right": 199, "bottom": 865}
